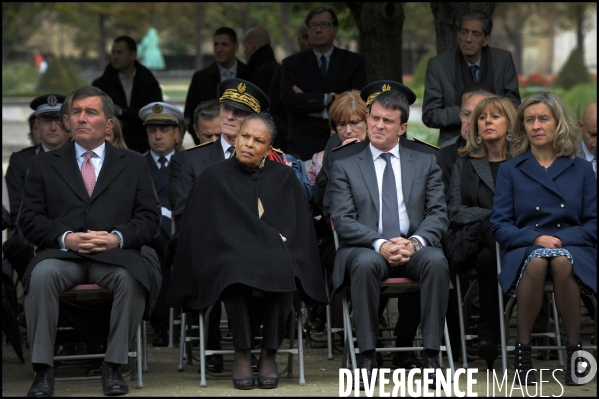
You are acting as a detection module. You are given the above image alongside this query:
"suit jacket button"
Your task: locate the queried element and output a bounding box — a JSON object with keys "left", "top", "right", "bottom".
{"left": 535, "top": 206, "right": 540, "bottom": 211}
{"left": 557, "top": 224, "right": 561, "bottom": 228}
{"left": 535, "top": 223, "right": 539, "bottom": 227}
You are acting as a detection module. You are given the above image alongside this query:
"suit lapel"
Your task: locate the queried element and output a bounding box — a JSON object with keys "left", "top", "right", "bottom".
{"left": 471, "top": 157, "right": 495, "bottom": 192}
{"left": 517, "top": 151, "right": 563, "bottom": 198}
{"left": 146, "top": 152, "right": 169, "bottom": 192}
{"left": 356, "top": 147, "right": 380, "bottom": 216}
{"left": 303, "top": 50, "right": 324, "bottom": 90}
{"left": 325, "top": 47, "right": 343, "bottom": 90}
{"left": 399, "top": 144, "right": 415, "bottom": 208}
{"left": 210, "top": 142, "right": 226, "bottom": 164}
{"left": 90, "top": 144, "right": 126, "bottom": 201}
{"left": 52, "top": 142, "right": 90, "bottom": 202}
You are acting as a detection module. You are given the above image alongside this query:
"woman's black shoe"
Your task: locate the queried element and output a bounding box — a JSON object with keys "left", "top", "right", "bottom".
{"left": 258, "top": 376, "right": 279, "bottom": 389}
{"left": 514, "top": 342, "right": 536, "bottom": 385}
{"left": 232, "top": 377, "right": 255, "bottom": 390}
{"left": 477, "top": 340, "right": 499, "bottom": 370}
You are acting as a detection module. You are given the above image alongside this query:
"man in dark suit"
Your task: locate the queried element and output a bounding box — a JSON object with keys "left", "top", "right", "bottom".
{"left": 184, "top": 27, "right": 247, "bottom": 146}
{"left": 138, "top": 101, "right": 183, "bottom": 347}
{"left": 577, "top": 101, "right": 597, "bottom": 175}
{"left": 242, "top": 26, "right": 279, "bottom": 95}
{"left": 422, "top": 11, "right": 520, "bottom": 147}
{"left": 4, "top": 94, "right": 70, "bottom": 279}
{"left": 281, "top": 6, "right": 367, "bottom": 160}
{"left": 19, "top": 85, "right": 161, "bottom": 397}
{"left": 330, "top": 89, "right": 450, "bottom": 388}
{"left": 92, "top": 36, "right": 163, "bottom": 154}
{"left": 169, "top": 78, "right": 268, "bottom": 374}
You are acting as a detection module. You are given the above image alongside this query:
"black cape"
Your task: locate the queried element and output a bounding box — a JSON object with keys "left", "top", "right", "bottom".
{"left": 167, "top": 157, "right": 327, "bottom": 310}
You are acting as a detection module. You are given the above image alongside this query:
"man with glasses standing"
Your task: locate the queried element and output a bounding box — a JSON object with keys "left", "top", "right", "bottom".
{"left": 281, "top": 6, "right": 367, "bottom": 161}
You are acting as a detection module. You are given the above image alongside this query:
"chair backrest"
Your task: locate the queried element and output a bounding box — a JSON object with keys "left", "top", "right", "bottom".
{"left": 59, "top": 284, "right": 112, "bottom": 302}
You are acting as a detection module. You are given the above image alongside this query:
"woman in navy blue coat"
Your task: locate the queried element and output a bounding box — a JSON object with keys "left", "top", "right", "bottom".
{"left": 491, "top": 92, "right": 597, "bottom": 386}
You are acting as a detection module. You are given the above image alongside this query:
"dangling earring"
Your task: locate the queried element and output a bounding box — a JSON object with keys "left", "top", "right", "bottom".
{"left": 506, "top": 133, "right": 512, "bottom": 142}
{"left": 476, "top": 136, "right": 482, "bottom": 145}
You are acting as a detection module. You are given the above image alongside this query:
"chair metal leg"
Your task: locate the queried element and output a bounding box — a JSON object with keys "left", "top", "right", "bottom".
{"left": 199, "top": 309, "right": 207, "bottom": 387}
{"left": 443, "top": 319, "right": 455, "bottom": 381}
{"left": 342, "top": 293, "right": 357, "bottom": 370}
{"left": 142, "top": 320, "right": 148, "bottom": 373}
{"left": 294, "top": 301, "right": 306, "bottom": 385}
{"left": 178, "top": 312, "right": 186, "bottom": 371}
{"left": 168, "top": 307, "right": 175, "bottom": 349}
{"left": 550, "top": 293, "right": 564, "bottom": 367}
{"left": 136, "top": 325, "right": 143, "bottom": 388}
{"left": 455, "top": 276, "right": 469, "bottom": 369}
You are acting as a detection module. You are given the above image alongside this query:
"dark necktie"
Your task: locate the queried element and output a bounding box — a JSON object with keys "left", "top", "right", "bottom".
{"left": 320, "top": 55, "right": 327, "bottom": 77}
{"left": 158, "top": 156, "right": 167, "bottom": 173}
{"left": 380, "top": 153, "right": 401, "bottom": 240}
{"left": 469, "top": 64, "right": 479, "bottom": 83}
{"left": 228, "top": 146, "right": 236, "bottom": 159}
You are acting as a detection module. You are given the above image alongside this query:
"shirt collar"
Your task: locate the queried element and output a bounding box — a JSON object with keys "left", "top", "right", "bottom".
{"left": 118, "top": 68, "right": 136, "bottom": 82}
{"left": 217, "top": 59, "right": 238, "bottom": 77}
{"left": 313, "top": 47, "right": 334, "bottom": 62}
{"left": 41, "top": 143, "right": 51, "bottom": 153}
{"left": 369, "top": 140, "right": 400, "bottom": 161}
{"left": 465, "top": 57, "right": 481, "bottom": 68}
{"left": 75, "top": 141, "right": 106, "bottom": 160}
{"left": 220, "top": 135, "right": 234, "bottom": 155}
{"left": 150, "top": 149, "right": 175, "bottom": 164}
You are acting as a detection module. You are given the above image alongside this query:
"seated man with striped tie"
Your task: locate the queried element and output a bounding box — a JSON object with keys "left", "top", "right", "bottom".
{"left": 19, "top": 85, "right": 161, "bottom": 397}
{"left": 138, "top": 102, "right": 183, "bottom": 347}
{"left": 329, "top": 87, "right": 450, "bottom": 389}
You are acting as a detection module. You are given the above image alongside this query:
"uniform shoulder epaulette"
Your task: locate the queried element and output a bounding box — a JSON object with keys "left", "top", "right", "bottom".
{"left": 13, "top": 145, "right": 38, "bottom": 154}
{"left": 186, "top": 141, "right": 215, "bottom": 151}
{"left": 271, "top": 147, "right": 285, "bottom": 154}
{"left": 332, "top": 139, "right": 359, "bottom": 152}
{"left": 413, "top": 137, "right": 439, "bottom": 150}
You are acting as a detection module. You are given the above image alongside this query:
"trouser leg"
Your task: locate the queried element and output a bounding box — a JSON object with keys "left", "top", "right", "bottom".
{"left": 476, "top": 245, "right": 501, "bottom": 343}
{"left": 207, "top": 302, "right": 222, "bottom": 350}
{"left": 89, "top": 263, "right": 146, "bottom": 364}
{"left": 393, "top": 290, "right": 421, "bottom": 346}
{"left": 222, "top": 284, "right": 254, "bottom": 350}
{"left": 261, "top": 291, "right": 294, "bottom": 350}
{"left": 25, "top": 259, "right": 86, "bottom": 366}
{"left": 346, "top": 248, "right": 389, "bottom": 352}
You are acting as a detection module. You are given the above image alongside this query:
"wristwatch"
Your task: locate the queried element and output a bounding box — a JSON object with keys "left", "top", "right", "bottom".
{"left": 409, "top": 237, "right": 422, "bottom": 252}
{"left": 111, "top": 231, "right": 122, "bottom": 248}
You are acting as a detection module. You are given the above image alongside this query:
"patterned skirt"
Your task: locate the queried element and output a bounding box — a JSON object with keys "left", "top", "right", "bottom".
{"left": 508, "top": 248, "right": 592, "bottom": 297}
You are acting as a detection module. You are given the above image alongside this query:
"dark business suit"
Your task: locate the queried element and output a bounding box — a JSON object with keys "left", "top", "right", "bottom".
{"left": 330, "top": 143, "right": 450, "bottom": 352}
{"left": 491, "top": 151, "right": 597, "bottom": 294}
{"left": 281, "top": 48, "right": 367, "bottom": 160}
{"left": 422, "top": 47, "right": 520, "bottom": 145}
{"left": 19, "top": 141, "right": 161, "bottom": 366}
{"left": 183, "top": 60, "right": 246, "bottom": 145}
{"left": 145, "top": 151, "right": 175, "bottom": 324}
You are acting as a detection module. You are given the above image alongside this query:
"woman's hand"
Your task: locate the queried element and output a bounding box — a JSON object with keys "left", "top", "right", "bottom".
{"left": 533, "top": 235, "right": 563, "bottom": 249}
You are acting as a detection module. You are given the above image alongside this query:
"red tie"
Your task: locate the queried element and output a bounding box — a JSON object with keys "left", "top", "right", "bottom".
{"left": 82, "top": 151, "right": 96, "bottom": 197}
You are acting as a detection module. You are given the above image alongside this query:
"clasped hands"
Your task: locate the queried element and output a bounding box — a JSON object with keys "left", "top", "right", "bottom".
{"left": 65, "top": 230, "right": 120, "bottom": 253}
{"left": 533, "top": 235, "right": 562, "bottom": 249}
{"left": 379, "top": 237, "right": 415, "bottom": 267}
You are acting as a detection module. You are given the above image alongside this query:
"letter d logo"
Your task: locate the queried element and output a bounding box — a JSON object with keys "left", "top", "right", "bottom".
{"left": 572, "top": 350, "right": 597, "bottom": 385}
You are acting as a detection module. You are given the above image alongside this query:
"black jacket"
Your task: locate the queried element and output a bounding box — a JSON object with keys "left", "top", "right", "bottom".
{"left": 183, "top": 59, "right": 247, "bottom": 144}
{"left": 243, "top": 45, "right": 279, "bottom": 96}
{"left": 92, "top": 60, "right": 163, "bottom": 154}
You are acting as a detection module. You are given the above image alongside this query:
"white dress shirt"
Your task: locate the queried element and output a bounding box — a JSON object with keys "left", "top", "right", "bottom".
{"left": 118, "top": 69, "right": 137, "bottom": 107}
{"left": 217, "top": 60, "right": 238, "bottom": 81}
{"left": 369, "top": 142, "right": 426, "bottom": 253}
{"left": 220, "top": 135, "right": 235, "bottom": 159}
{"left": 150, "top": 149, "right": 175, "bottom": 169}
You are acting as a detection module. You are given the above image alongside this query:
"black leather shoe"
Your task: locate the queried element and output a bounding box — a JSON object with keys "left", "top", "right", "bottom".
{"left": 101, "top": 363, "right": 129, "bottom": 396}
{"left": 258, "top": 376, "right": 279, "bottom": 389}
{"left": 200, "top": 355, "right": 223, "bottom": 374}
{"left": 232, "top": 377, "right": 255, "bottom": 390}
{"left": 477, "top": 340, "right": 499, "bottom": 370}
{"left": 27, "top": 369, "right": 54, "bottom": 397}
{"left": 422, "top": 357, "right": 442, "bottom": 387}
{"left": 356, "top": 357, "right": 377, "bottom": 390}
{"left": 392, "top": 351, "right": 422, "bottom": 370}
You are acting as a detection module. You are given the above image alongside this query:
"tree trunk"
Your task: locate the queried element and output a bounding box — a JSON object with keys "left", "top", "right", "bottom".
{"left": 280, "top": 2, "right": 294, "bottom": 58}
{"left": 576, "top": 5, "right": 584, "bottom": 55}
{"left": 503, "top": 26, "right": 522, "bottom": 74}
{"left": 348, "top": 2, "right": 405, "bottom": 83}
{"left": 98, "top": 14, "right": 108, "bottom": 70}
{"left": 194, "top": 4, "right": 204, "bottom": 70}
{"left": 430, "top": 2, "right": 496, "bottom": 55}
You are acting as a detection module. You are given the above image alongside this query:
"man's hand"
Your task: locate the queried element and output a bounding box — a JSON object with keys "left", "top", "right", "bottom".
{"left": 380, "top": 239, "right": 413, "bottom": 266}
{"left": 292, "top": 85, "right": 303, "bottom": 94}
{"left": 65, "top": 230, "right": 120, "bottom": 254}
{"left": 533, "top": 235, "right": 563, "bottom": 249}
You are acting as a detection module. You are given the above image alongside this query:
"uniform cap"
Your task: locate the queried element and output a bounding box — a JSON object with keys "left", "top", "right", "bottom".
{"left": 218, "top": 78, "right": 269, "bottom": 114}
{"left": 139, "top": 102, "right": 184, "bottom": 126}
{"left": 360, "top": 80, "right": 416, "bottom": 107}
{"left": 30, "top": 94, "right": 66, "bottom": 117}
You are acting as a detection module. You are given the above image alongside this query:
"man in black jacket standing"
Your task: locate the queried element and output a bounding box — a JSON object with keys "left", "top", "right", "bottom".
{"left": 242, "top": 26, "right": 279, "bottom": 95}
{"left": 92, "top": 35, "right": 163, "bottom": 154}
{"left": 184, "top": 27, "right": 247, "bottom": 145}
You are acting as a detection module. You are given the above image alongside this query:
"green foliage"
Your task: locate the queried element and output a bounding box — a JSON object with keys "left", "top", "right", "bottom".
{"left": 408, "top": 123, "right": 440, "bottom": 146}
{"left": 562, "top": 82, "right": 597, "bottom": 121}
{"left": 412, "top": 49, "right": 436, "bottom": 88}
{"left": 36, "top": 57, "right": 85, "bottom": 94}
{"left": 2, "top": 61, "right": 39, "bottom": 95}
{"left": 553, "top": 47, "right": 591, "bottom": 90}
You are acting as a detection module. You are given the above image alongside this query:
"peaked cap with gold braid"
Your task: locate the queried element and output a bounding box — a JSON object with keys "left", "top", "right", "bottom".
{"left": 218, "top": 78, "right": 269, "bottom": 114}
{"left": 360, "top": 80, "right": 417, "bottom": 107}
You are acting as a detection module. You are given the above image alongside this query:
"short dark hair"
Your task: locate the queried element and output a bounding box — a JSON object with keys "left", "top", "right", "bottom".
{"left": 305, "top": 7, "right": 339, "bottom": 27}
{"left": 459, "top": 11, "right": 493, "bottom": 36}
{"left": 240, "top": 113, "right": 277, "bottom": 145}
{"left": 28, "top": 112, "right": 37, "bottom": 132}
{"left": 69, "top": 86, "right": 114, "bottom": 120}
{"left": 194, "top": 100, "right": 221, "bottom": 127}
{"left": 214, "top": 27, "right": 238, "bottom": 44}
{"left": 369, "top": 91, "right": 410, "bottom": 125}
{"left": 113, "top": 36, "right": 137, "bottom": 52}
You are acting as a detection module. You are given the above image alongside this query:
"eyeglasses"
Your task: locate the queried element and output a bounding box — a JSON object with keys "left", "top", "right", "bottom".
{"left": 335, "top": 120, "right": 364, "bottom": 129}
{"left": 459, "top": 110, "right": 472, "bottom": 121}
{"left": 308, "top": 22, "right": 334, "bottom": 30}
{"left": 221, "top": 104, "right": 250, "bottom": 119}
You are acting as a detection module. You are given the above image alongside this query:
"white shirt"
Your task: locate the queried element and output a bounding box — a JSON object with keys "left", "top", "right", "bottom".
{"left": 150, "top": 149, "right": 175, "bottom": 169}
{"left": 118, "top": 69, "right": 137, "bottom": 107}
{"left": 369, "top": 142, "right": 426, "bottom": 253}
{"left": 217, "top": 59, "right": 238, "bottom": 82}
{"left": 581, "top": 142, "right": 597, "bottom": 173}
{"left": 465, "top": 57, "right": 481, "bottom": 82}
{"left": 220, "top": 135, "right": 235, "bottom": 158}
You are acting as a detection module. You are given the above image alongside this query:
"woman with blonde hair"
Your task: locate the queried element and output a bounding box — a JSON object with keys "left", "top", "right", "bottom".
{"left": 491, "top": 92, "right": 596, "bottom": 386}
{"left": 447, "top": 95, "right": 516, "bottom": 369}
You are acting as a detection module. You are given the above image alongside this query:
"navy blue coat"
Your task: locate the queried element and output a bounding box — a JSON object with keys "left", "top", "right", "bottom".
{"left": 491, "top": 150, "right": 597, "bottom": 294}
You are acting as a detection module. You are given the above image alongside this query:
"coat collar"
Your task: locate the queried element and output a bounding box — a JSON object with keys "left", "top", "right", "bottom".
{"left": 470, "top": 156, "right": 495, "bottom": 192}
{"left": 515, "top": 150, "right": 574, "bottom": 198}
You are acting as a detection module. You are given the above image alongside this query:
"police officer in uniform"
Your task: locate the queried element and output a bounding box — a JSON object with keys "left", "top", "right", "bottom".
{"left": 138, "top": 102, "right": 183, "bottom": 346}
{"left": 4, "top": 94, "right": 69, "bottom": 278}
